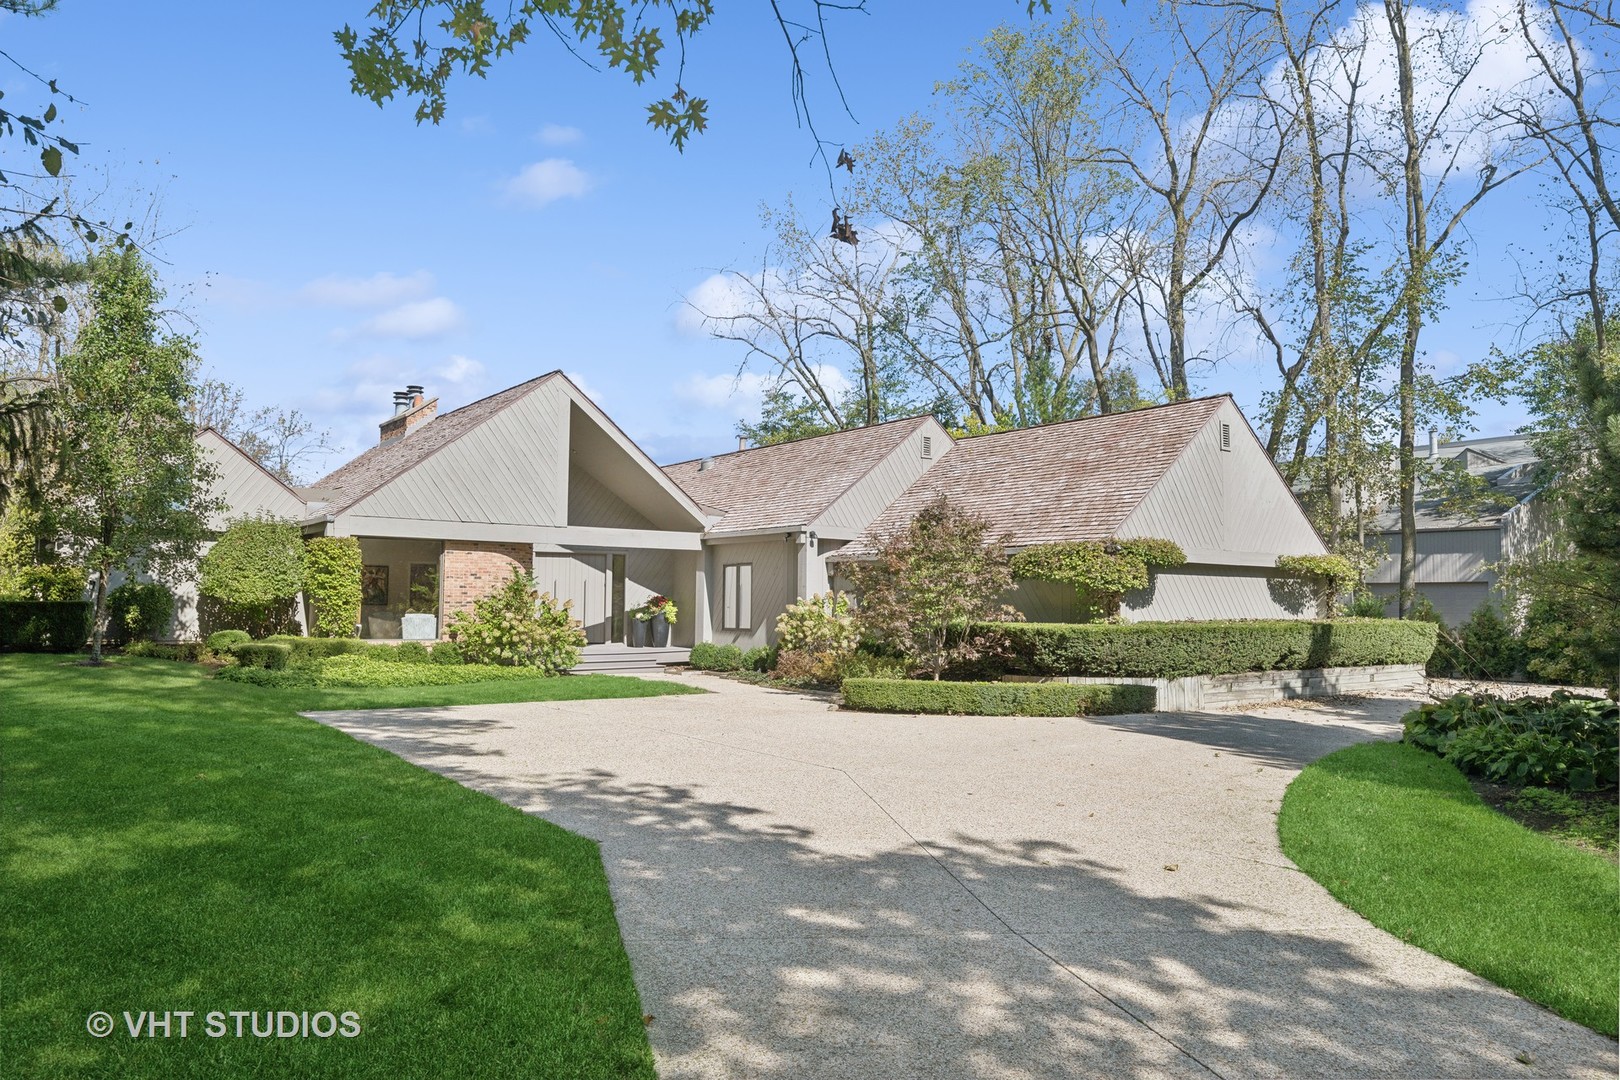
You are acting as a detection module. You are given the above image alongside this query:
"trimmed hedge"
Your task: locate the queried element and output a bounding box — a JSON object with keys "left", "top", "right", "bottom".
{"left": 215, "top": 654, "right": 556, "bottom": 689}
{"left": 690, "top": 642, "right": 745, "bottom": 672}
{"left": 0, "top": 600, "right": 91, "bottom": 653}
{"left": 231, "top": 642, "right": 292, "bottom": 670}
{"left": 842, "top": 678, "right": 1155, "bottom": 717}
{"left": 126, "top": 641, "right": 211, "bottom": 663}
{"left": 206, "top": 629, "right": 252, "bottom": 651}
{"left": 984, "top": 618, "right": 1438, "bottom": 680}
{"left": 259, "top": 635, "right": 370, "bottom": 664}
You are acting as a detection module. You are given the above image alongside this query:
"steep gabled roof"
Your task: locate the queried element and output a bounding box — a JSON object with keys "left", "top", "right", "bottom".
{"left": 663, "top": 415, "right": 935, "bottom": 534}
{"left": 834, "top": 396, "right": 1228, "bottom": 557}
{"left": 309, "top": 373, "right": 560, "bottom": 515}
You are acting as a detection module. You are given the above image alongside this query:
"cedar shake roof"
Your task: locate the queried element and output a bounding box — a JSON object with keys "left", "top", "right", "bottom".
{"left": 663, "top": 415, "right": 934, "bottom": 533}
{"left": 308, "top": 372, "right": 560, "bottom": 514}
{"left": 834, "top": 396, "right": 1228, "bottom": 558}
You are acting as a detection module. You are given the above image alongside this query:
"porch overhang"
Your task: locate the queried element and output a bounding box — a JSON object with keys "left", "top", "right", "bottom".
{"left": 329, "top": 515, "right": 703, "bottom": 551}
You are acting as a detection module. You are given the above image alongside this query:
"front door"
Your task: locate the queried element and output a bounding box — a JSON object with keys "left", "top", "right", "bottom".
{"left": 535, "top": 554, "right": 609, "bottom": 644}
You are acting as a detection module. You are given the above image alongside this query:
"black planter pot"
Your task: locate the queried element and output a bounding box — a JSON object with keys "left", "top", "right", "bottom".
{"left": 629, "top": 619, "right": 649, "bottom": 648}
{"left": 650, "top": 612, "right": 670, "bottom": 647}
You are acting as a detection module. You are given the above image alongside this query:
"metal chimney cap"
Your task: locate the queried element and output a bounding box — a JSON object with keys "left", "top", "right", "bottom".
{"left": 405, "top": 383, "right": 425, "bottom": 397}
{"left": 698, "top": 456, "right": 715, "bottom": 471}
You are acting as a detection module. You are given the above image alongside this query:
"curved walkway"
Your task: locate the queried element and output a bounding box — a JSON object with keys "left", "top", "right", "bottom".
{"left": 311, "top": 677, "right": 1617, "bottom": 1079}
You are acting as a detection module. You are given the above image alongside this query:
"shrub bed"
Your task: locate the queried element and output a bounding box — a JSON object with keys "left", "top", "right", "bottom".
{"left": 206, "top": 629, "right": 252, "bottom": 652}
{"left": 231, "top": 642, "right": 292, "bottom": 670}
{"left": 0, "top": 600, "right": 92, "bottom": 652}
{"left": 216, "top": 654, "right": 552, "bottom": 689}
{"left": 259, "top": 635, "right": 370, "bottom": 664}
{"left": 126, "top": 641, "right": 213, "bottom": 663}
{"left": 842, "top": 677, "right": 1155, "bottom": 717}
{"left": 1403, "top": 692, "right": 1618, "bottom": 792}
{"left": 984, "top": 618, "right": 1438, "bottom": 679}
{"left": 689, "top": 642, "right": 744, "bottom": 671}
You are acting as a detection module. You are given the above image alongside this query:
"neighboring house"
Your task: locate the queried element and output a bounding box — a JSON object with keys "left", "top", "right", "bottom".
{"left": 830, "top": 396, "right": 1328, "bottom": 621}
{"left": 1364, "top": 433, "right": 1547, "bottom": 625}
{"left": 114, "top": 427, "right": 309, "bottom": 640}
{"left": 185, "top": 373, "right": 1327, "bottom": 648}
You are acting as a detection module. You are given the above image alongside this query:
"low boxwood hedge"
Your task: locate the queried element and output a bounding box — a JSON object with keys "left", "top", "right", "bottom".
{"left": 206, "top": 629, "right": 252, "bottom": 651}
{"left": 215, "top": 654, "right": 556, "bottom": 689}
{"left": 0, "top": 600, "right": 91, "bottom": 653}
{"left": 689, "top": 642, "right": 745, "bottom": 671}
{"left": 982, "top": 618, "right": 1438, "bottom": 680}
{"left": 231, "top": 642, "right": 292, "bottom": 670}
{"left": 842, "top": 678, "right": 1155, "bottom": 717}
{"left": 259, "top": 635, "right": 370, "bottom": 664}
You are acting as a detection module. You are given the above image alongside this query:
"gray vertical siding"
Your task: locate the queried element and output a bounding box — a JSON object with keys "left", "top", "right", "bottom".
{"left": 1118, "top": 400, "right": 1325, "bottom": 560}
{"left": 813, "top": 420, "right": 951, "bottom": 534}
{"left": 346, "top": 378, "right": 569, "bottom": 525}
{"left": 568, "top": 461, "right": 656, "bottom": 529}
{"left": 1365, "top": 528, "right": 1502, "bottom": 585}
{"left": 1368, "top": 581, "right": 1492, "bottom": 626}
{"left": 1122, "top": 566, "right": 1315, "bottom": 621}
{"left": 706, "top": 539, "right": 797, "bottom": 648}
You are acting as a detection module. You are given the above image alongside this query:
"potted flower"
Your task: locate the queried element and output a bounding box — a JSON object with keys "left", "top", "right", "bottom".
{"left": 634, "top": 595, "right": 679, "bottom": 647}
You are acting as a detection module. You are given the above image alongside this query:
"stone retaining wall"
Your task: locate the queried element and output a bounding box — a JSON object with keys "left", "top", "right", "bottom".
{"left": 1003, "top": 664, "right": 1427, "bottom": 712}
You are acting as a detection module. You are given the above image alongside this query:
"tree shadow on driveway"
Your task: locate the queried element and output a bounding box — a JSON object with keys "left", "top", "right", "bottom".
{"left": 313, "top": 704, "right": 1617, "bottom": 1080}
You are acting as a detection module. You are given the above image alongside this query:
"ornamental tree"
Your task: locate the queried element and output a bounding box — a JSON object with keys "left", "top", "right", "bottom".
{"left": 846, "top": 497, "right": 1016, "bottom": 680}
{"left": 46, "top": 252, "right": 219, "bottom": 661}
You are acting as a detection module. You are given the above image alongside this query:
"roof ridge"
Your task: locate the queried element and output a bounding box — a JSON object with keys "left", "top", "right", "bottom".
{"left": 196, "top": 425, "right": 306, "bottom": 501}
{"left": 663, "top": 413, "right": 932, "bottom": 469}
{"left": 953, "top": 394, "right": 1231, "bottom": 444}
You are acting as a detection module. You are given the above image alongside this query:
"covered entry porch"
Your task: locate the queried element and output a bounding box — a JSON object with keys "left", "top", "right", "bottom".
{"left": 533, "top": 544, "right": 702, "bottom": 649}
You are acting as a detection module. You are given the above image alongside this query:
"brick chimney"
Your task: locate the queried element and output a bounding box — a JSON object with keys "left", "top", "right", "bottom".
{"left": 379, "top": 385, "right": 438, "bottom": 444}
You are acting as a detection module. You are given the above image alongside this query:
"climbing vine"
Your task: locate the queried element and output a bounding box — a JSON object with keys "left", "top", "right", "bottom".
{"left": 1009, "top": 538, "right": 1186, "bottom": 619}
{"left": 303, "top": 536, "right": 363, "bottom": 638}
{"left": 1274, "top": 554, "right": 1359, "bottom": 617}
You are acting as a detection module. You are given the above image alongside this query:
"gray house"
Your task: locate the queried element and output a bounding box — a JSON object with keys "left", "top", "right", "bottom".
{"left": 1364, "top": 433, "right": 1546, "bottom": 625}
{"left": 831, "top": 396, "right": 1327, "bottom": 622}
{"left": 182, "top": 374, "right": 1329, "bottom": 655}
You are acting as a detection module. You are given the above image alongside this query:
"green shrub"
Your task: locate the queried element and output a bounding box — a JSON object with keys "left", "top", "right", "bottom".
{"left": 985, "top": 618, "right": 1438, "bottom": 679}
{"left": 447, "top": 570, "right": 584, "bottom": 673}
{"left": 1404, "top": 693, "right": 1618, "bottom": 792}
{"left": 689, "top": 642, "right": 744, "bottom": 671}
{"left": 394, "top": 641, "right": 431, "bottom": 664}
{"left": 1345, "top": 591, "right": 1389, "bottom": 618}
{"left": 231, "top": 642, "right": 292, "bottom": 670}
{"left": 198, "top": 514, "right": 305, "bottom": 636}
{"left": 0, "top": 563, "right": 88, "bottom": 602}
{"left": 303, "top": 536, "right": 362, "bottom": 638}
{"left": 125, "top": 641, "right": 211, "bottom": 663}
{"left": 834, "top": 651, "right": 912, "bottom": 682}
{"left": 430, "top": 640, "right": 464, "bottom": 665}
{"left": 1010, "top": 537, "right": 1185, "bottom": 619}
{"left": 0, "top": 600, "right": 92, "bottom": 652}
{"left": 213, "top": 665, "right": 317, "bottom": 688}
{"left": 260, "top": 634, "right": 368, "bottom": 665}
{"left": 251, "top": 654, "right": 559, "bottom": 688}
{"left": 775, "top": 592, "right": 858, "bottom": 654}
{"left": 105, "top": 581, "right": 175, "bottom": 643}
{"left": 1431, "top": 605, "right": 1523, "bottom": 680}
{"left": 206, "top": 629, "right": 252, "bottom": 651}
{"left": 741, "top": 645, "right": 776, "bottom": 673}
{"left": 842, "top": 678, "right": 1155, "bottom": 717}
{"left": 1521, "top": 591, "right": 1616, "bottom": 689}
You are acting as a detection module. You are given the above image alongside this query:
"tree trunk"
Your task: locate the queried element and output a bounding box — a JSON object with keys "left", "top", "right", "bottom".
{"left": 91, "top": 561, "right": 109, "bottom": 663}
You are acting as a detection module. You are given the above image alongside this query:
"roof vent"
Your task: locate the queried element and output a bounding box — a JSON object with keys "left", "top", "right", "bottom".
{"left": 392, "top": 390, "right": 412, "bottom": 416}
{"left": 921, "top": 435, "right": 932, "bottom": 459}
{"left": 1219, "top": 422, "right": 1231, "bottom": 452}
{"left": 698, "top": 456, "right": 715, "bottom": 472}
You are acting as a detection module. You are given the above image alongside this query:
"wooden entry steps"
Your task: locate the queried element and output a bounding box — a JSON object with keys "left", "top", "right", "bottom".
{"left": 571, "top": 644, "right": 691, "bottom": 675}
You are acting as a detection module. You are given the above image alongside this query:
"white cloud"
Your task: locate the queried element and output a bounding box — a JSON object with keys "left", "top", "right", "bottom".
{"left": 300, "top": 271, "right": 435, "bottom": 309}
{"left": 503, "top": 158, "right": 594, "bottom": 207}
{"left": 459, "top": 114, "right": 495, "bottom": 136}
{"left": 355, "top": 297, "right": 466, "bottom": 340}
{"left": 675, "top": 365, "right": 850, "bottom": 420}
{"left": 535, "top": 123, "right": 584, "bottom": 146}
{"left": 437, "top": 354, "right": 486, "bottom": 386}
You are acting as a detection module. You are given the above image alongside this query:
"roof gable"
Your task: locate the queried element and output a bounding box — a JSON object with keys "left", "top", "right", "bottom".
{"left": 836, "top": 397, "right": 1229, "bottom": 557}
{"left": 663, "top": 416, "right": 937, "bottom": 534}
{"left": 195, "top": 427, "right": 308, "bottom": 530}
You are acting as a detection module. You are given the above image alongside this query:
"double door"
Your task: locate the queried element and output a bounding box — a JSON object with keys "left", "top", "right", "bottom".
{"left": 533, "top": 553, "right": 621, "bottom": 645}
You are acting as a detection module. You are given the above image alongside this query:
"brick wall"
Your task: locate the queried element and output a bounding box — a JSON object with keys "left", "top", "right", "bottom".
{"left": 441, "top": 540, "right": 533, "bottom": 631}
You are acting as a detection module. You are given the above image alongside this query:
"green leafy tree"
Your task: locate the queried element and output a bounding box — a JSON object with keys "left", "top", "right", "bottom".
{"left": 45, "top": 252, "right": 217, "bottom": 661}
{"left": 198, "top": 514, "right": 307, "bottom": 636}
{"left": 846, "top": 496, "right": 1017, "bottom": 679}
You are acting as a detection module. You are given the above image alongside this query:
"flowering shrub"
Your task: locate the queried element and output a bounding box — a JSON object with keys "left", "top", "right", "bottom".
{"left": 447, "top": 569, "right": 586, "bottom": 673}
{"left": 775, "top": 591, "right": 858, "bottom": 654}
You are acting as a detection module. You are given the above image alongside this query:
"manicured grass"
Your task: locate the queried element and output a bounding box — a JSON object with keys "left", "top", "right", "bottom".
{"left": 1279, "top": 740, "right": 1620, "bottom": 1037}
{"left": 1, "top": 654, "right": 695, "bottom": 1078}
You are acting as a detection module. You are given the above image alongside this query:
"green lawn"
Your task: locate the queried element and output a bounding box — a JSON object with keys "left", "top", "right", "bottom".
{"left": 1, "top": 653, "right": 700, "bottom": 1078}
{"left": 1279, "top": 740, "right": 1620, "bottom": 1037}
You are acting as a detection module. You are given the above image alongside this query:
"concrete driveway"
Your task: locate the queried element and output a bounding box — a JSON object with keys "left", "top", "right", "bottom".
{"left": 310, "top": 676, "right": 1617, "bottom": 1079}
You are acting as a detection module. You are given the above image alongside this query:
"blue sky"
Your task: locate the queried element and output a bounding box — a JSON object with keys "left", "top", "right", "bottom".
{"left": 3, "top": 2, "right": 1559, "bottom": 475}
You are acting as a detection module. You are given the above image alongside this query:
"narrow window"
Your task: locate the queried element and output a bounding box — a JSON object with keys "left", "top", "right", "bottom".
{"left": 721, "top": 563, "right": 753, "bottom": 630}
{"left": 1219, "top": 422, "right": 1232, "bottom": 452}
{"left": 921, "top": 435, "right": 932, "bottom": 459}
